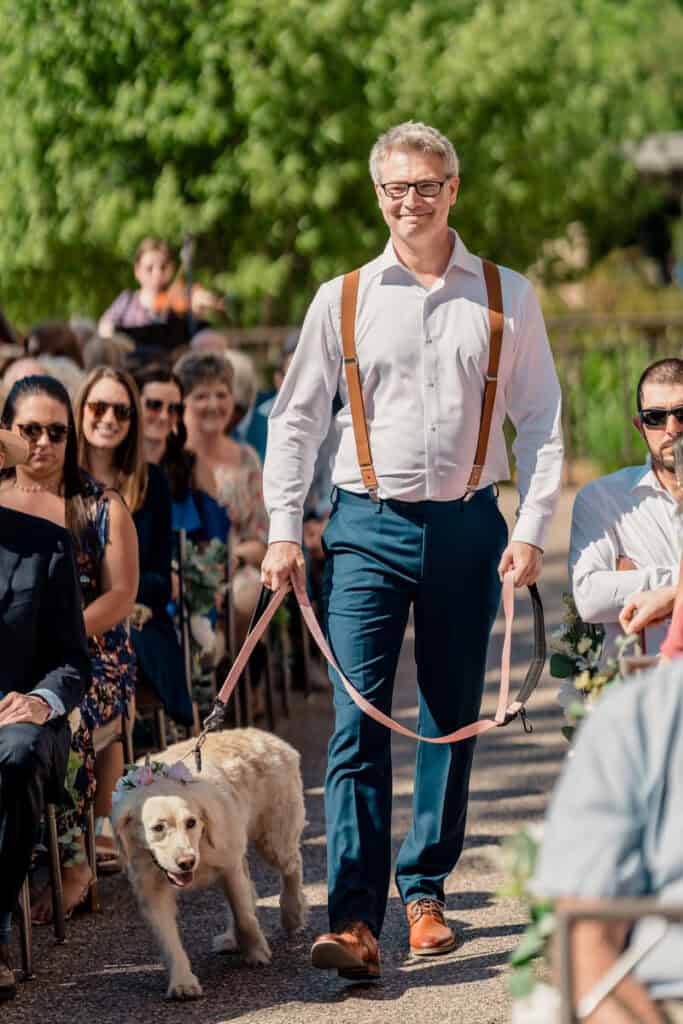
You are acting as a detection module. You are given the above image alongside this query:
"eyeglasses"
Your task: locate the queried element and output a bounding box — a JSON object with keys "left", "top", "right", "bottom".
{"left": 639, "top": 405, "right": 683, "bottom": 429}
{"left": 85, "top": 400, "right": 132, "bottom": 422}
{"left": 16, "top": 422, "right": 69, "bottom": 444}
{"left": 144, "top": 397, "right": 184, "bottom": 417}
{"left": 379, "top": 178, "right": 451, "bottom": 200}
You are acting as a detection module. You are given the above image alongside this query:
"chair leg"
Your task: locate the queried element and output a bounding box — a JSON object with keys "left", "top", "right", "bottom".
{"left": 299, "top": 611, "right": 313, "bottom": 698}
{"left": 279, "top": 619, "right": 292, "bottom": 718}
{"left": 17, "top": 877, "right": 34, "bottom": 981}
{"left": 122, "top": 721, "right": 134, "bottom": 765}
{"left": 153, "top": 707, "right": 167, "bottom": 751}
{"left": 46, "top": 804, "right": 66, "bottom": 944}
{"left": 84, "top": 804, "right": 99, "bottom": 913}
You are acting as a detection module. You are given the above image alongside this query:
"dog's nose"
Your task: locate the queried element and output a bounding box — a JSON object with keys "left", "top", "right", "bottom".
{"left": 176, "top": 855, "right": 196, "bottom": 872}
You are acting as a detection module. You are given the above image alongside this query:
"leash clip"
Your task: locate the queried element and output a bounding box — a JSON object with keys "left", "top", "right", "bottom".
{"left": 519, "top": 706, "right": 533, "bottom": 734}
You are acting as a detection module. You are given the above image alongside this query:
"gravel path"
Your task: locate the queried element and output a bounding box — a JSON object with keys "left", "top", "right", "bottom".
{"left": 8, "top": 487, "right": 575, "bottom": 1024}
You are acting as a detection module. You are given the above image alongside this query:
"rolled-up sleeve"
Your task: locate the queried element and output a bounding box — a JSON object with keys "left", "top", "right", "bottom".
{"left": 506, "top": 281, "right": 563, "bottom": 550}
{"left": 570, "top": 487, "right": 677, "bottom": 624}
{"left": 263, "top": 283, "right": 341, "bottom": 544}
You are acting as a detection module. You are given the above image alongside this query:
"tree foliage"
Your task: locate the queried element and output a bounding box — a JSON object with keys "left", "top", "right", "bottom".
{"left": 0, "top": 0, "right": 681, "bottom": 325}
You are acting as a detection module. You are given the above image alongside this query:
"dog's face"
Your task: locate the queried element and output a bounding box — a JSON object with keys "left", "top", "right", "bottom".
{"left": 114, "top": 784, "right": 215, "bottom": 889}
{"left": 140, "top": 793, "right": 206, "bottom": 887}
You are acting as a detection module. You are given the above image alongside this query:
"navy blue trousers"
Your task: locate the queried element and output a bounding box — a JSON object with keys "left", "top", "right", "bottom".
{"left": 322, "top": 486, "right": 508, "bottom": 936}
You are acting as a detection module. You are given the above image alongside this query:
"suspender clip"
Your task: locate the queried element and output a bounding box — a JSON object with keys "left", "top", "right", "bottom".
{"left": 463, "top": 487, "right": 476, "bottom": 503}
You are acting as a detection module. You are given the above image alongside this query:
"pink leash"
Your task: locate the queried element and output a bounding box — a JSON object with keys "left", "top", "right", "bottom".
{"left": 196, "top": 570, "right": 522, "bottom": 758}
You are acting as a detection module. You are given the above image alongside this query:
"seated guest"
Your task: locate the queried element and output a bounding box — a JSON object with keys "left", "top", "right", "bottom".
{"left": 3, "top": 357, "right": 47, "bottom": 394}
{"left": 0, "top": 425, "right": 90, "bottom": 999}
{"left": 82, "top": 331, "right": 135, "bottom": 372}
{"left": 175, "top": 351, "right": 267, "bottom": 642}
{"left": 134, "top": 365, "right": 228, "bottom": 544}
{"left": 25, "top": 321, "right": 84, "bottom": 368}
{"left": 534, "top": 661, "right": 683, "bottom": 1022}
{"left": 0, "top": 375, "right": 138, "bottom": 916}
{"left": 570, "top": 358, "right": 683, "bottom": 658}
{"left": 76, "top": 367, "right": 192, "bottom": 730}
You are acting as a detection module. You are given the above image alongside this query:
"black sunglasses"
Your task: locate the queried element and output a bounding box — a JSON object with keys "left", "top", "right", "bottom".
{"left": 17, "top": 421, "right": 69, "bottom": 444}
{"left": 86, "top": 400, "right": 133, "bottom": 422}
{"left": 639, "top": 405, "right": 683, "bottom": 429}
{"left": 144, "top": 397, "right": 184, "bottom": 416}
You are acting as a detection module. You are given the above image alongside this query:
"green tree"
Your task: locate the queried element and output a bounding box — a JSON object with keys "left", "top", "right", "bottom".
{"left": 0, "top": 0, "right": 681, "bottom": 326}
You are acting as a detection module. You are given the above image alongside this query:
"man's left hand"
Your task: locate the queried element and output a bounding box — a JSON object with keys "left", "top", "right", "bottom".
{"left": 0, "top": 692, "right": 51, "bottom": 728}
{"left": 498, "top": 542, "right": 543, "bottom": 588}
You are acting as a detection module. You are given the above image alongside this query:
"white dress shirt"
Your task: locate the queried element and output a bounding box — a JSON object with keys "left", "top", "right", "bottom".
{"left": 264, "top": 231, "right": 563, "bottom": 548}
{"left": 569, "top": 462, "right": 683, "bottom": 657}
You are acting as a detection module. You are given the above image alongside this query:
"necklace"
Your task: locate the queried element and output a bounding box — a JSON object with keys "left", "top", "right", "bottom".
{"left": 13, "top": 480, "right": 60, "bottom": 495}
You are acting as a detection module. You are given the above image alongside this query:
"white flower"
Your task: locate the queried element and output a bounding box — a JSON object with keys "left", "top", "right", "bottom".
{"left": 577, "top": 637, "right": 593, "bottom": 654}
{"left": 190, "top": 614, "right": 216, "bottom": 655}
{"left": 512, "top": 983, "right": 561, "bottom": 1022}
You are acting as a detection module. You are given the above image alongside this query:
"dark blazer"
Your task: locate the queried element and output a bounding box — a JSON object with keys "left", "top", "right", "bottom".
{"left": 132, "top": 463, "right": 192, "bottom": 725}
{"left": 0, "top": 507, "right": 90, "bottom": 712}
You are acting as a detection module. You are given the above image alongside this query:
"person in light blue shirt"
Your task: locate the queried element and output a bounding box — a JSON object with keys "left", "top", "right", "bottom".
{"left": 534, "top": 661, "right": 683, "bottom": 1021}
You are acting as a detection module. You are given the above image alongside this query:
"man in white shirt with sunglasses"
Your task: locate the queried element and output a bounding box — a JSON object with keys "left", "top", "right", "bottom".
{"left": 570, "top": 358, "right": 683, "bottom": 659}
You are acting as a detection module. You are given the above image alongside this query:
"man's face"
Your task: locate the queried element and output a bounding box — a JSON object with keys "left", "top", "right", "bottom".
{"left": 375, "top": 148, "right": 458, "bottom": 248}
{"left": 634, "top": 381, "right": 683, "bottom": 472}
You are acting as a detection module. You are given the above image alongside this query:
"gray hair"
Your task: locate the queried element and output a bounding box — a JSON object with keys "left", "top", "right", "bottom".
{"left": 173, "top": 350, "right": 234, "bottom": 396}
{"left": 223, "top": 348, "right": 258, "bottom": 412}
{"left": 369, "top": 122, "right": 460, "bottom": 183}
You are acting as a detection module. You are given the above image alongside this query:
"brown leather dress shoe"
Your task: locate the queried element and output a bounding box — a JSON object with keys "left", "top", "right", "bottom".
{"left": 406, "top": 899, "right": 457, "bottom": 956}
{"left": 0, "top": 944, "right": 16, "bottom": 1001}
{"left": 311, "top": 921, "right": 380, "bottom": 979}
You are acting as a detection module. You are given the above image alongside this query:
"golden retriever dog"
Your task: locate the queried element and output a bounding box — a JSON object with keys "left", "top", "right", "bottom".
{"left": 111, "top": 729, "right": 307, "bottom": 1000}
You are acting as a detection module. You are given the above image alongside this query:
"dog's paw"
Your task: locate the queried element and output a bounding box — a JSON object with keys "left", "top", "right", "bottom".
{"left": 212, "top": 929, "right": 238, "bottom": 954}
{"left": 166, "top": 973, "right": 203, "bottom": 1000}
{"left": 242, "top": 936, "right": 272, "bottom": 966}
{"left": 281, "top": 894, "right": 308, "bottom": 935}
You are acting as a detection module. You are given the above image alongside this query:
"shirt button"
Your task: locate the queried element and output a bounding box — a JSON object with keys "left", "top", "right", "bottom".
{"left": 425, "top": 337, "right": 432, "bottom": 344}
{"left": 430, "top": 426, "right": 436, "bottom": 432}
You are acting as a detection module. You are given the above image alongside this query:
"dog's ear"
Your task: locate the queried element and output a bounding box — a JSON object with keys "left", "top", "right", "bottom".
{"left": 112, "top": 809, "right": 136, "bottom": 863}
{"left": 200, "top": 806, "right": 215, "bottom": 849}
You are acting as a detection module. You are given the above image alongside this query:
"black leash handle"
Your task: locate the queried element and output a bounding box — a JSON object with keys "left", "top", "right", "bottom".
{"left": 506, "top": 582, "right": 546, "bottom": 732}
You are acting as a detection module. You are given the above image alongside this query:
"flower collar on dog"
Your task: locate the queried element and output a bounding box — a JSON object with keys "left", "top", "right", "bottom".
{"left": 112, "top": 759, "right": 195, "bottom": 807}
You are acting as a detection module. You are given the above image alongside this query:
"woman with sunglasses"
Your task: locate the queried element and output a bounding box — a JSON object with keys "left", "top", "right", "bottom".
{"left": 134, "top": 365, "right": 229, "bottom": 543}
{"left": 0, "top": 375, "right": 139, "bottom": 922}
{"left": 76, "top": 368, "right": 193, "bottom": 752}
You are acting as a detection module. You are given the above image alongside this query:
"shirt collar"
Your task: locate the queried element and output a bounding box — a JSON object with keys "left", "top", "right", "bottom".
{"left": 630, "top": 459, "right": 675, "bottom": 498}
{"left": 370, "top": 229, "right": 481, "bottom": 282}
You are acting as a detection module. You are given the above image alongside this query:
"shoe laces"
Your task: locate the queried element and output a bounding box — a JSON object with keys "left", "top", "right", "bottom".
{"left": 407, "top": 898, "right": 446, "bottom": 925}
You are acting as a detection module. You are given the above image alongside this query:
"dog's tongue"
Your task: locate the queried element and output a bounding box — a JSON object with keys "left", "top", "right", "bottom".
{"left": 167, "top": 869, "right": 194, "bottom": 888}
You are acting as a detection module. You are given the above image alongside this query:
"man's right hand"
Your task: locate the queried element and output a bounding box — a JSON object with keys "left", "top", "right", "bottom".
{"left": 619, "top": 585, "right": 676, "bottom": 634}
{"left": 261, "top": 541, "right": 306, "bottom": 592}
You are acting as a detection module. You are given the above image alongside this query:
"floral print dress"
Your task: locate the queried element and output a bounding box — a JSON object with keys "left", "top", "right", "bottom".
{"left": 58, "top": 476, "right": 137, "bottom": 863}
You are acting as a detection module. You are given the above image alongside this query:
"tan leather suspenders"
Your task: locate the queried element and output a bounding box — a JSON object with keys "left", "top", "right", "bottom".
{"left": 340, "top": 258, "right": 504, "bottom": 503}
{"left": 340, "top": 269, "right": 379, "bottom": 500}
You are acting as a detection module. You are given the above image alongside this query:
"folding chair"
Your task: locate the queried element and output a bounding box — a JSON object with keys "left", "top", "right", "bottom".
{"left": 557, "top": 898, "right": 683, "bottom": 1022}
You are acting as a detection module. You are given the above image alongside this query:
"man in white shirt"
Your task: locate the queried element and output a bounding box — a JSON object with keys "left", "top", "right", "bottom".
{"left": 569, "top": 359, "right": 683, "bottom": 659}
{"left": 261, "top": 122, "right": 563, "bottom": 977}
